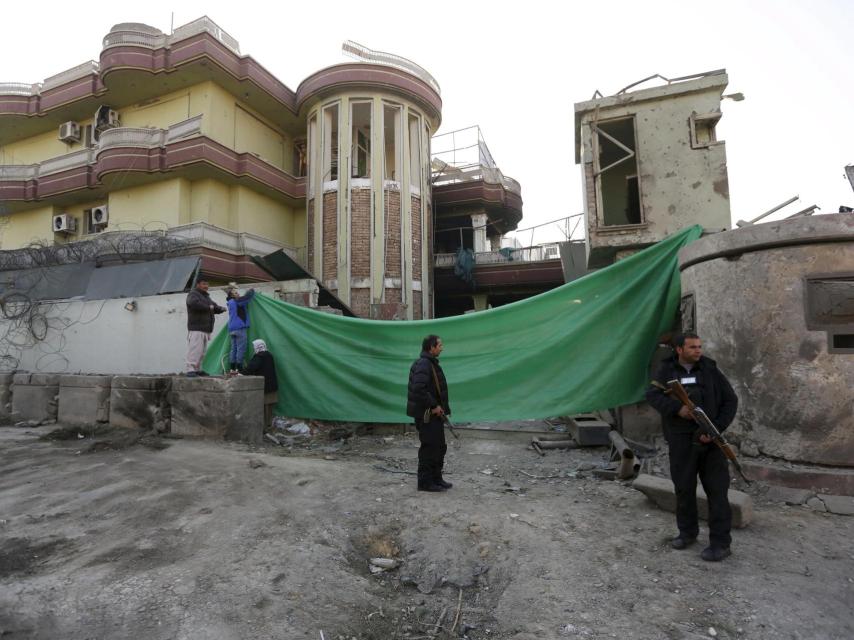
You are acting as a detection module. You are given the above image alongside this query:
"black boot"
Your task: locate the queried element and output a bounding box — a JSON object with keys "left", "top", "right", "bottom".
{"left": 434, "top": 474, "right": 453, "bottom": 490}
{"left": 418, "top": 483, "right": 446, "bottom": 492}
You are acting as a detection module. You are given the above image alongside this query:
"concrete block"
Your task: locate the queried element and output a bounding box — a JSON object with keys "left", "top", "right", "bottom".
{"left": 169, "top": 376, "right": 264, "bottom": 444}
{"left": 0, "top": 373, "right": 13, "bottom": 416}
{"left": 632, "top": 473, "right": 754, "bottom": 528}
{"left": 57, "top": 375, "right": 112, "bottom": 426}
{"left": 567, "top": 414, "right": 612, "bottom": 446}
{"left": 766, "top": 485, "right": 814, "bottom": 506}
{"left": 110, "top": 376, "right": 171, "bottom": 431}
{"left": 818, "top": 495, "right": 854, "bottom": 516}
{"left": 807, "top": 497, "right": 827, "bottom": 512}
{"left": 11, "top": 372, "right": 59, "bottom": 422}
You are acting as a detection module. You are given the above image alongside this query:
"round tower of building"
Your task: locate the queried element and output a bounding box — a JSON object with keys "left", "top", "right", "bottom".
{"left": 299, "top": 62, "right": 441, "bottom": 319}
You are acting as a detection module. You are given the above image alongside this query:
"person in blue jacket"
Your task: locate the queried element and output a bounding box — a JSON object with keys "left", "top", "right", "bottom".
{"left": 225, "top": 285, "right": 255, "bottom": 374}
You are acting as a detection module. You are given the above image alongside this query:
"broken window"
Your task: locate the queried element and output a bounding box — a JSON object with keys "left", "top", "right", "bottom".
{"left": 350, "top": 101, "right": 371, "bottom": 179}
{"left": 409, "top": 113, "right": 422, "bottom": 188}
{"left": 321, "top": 104, "right": 339, "bottom": 183}
{"left": 293, "top": 139, "right": 307, "bottom": 177}
{"left": 383, "top": 104, "right": 401, "bottom": 182}
{"left": 690, "top": 111, "right": 721, "bottom": 148}
{"left": 592, "top": 117, "right": 642, "bottom": 226}
{"left": 679, "top": 293, "right": 696, "bottom": 333}
{"left": 83, "top": 207, "right": 108, "bottom": 235}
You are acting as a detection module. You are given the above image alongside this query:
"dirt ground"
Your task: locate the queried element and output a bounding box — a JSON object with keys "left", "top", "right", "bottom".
{"left": 1, "top": 424, "right": 852, "bottom": 640}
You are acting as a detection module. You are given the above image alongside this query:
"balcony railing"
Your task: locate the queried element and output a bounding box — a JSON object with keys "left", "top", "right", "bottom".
{"left": 38, "top": 149, "right": 96, "bottom": 176}
{"left": 167, "top": 222, "right": 304, "bottom": 266}
{"left": 435, "top": 243, "right": 562, "bottom": 267}
{"left": 41, "top": 61, "right": 100, "bottom": 91}
{"left": 431, "top": 125, "right": 521, "bottom": 196}
{"left": 342, "top": 41, "right": 440, "bottom": 95}
{"left": 97, "top": 116, "right": 203, "bottom": 152}
{"left": 102, "top": 16, "right": 240, "bottom": 55}
{"left": 1, "top": 61, "right": 99, "bottom": 97}
{"left": 0, "top": 82, "right": 41, "bottom": 96}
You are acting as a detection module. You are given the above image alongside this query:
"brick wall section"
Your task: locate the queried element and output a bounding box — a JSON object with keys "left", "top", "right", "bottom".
{"left": 384, "top": 288, "right": 401, "bottom": 303}
{"left": 307, "top": 199, "right": 314, "bottom": 271}
{"left": 411, "top": 194, "right": 422, "bottom": 280}
{"left": 413, "top": 295, "right": 422, "bottom": 319}
{"left": 351, "top": 188, "right": 371, "bottom": 279}
{"left": 350, "top": 288, "right": 371, "bottom": 318}
{"left": 385, "top": 189, "right": 402, "bottom": 278}
{"left": 322, "top": 192, "right": 337, "bottom": 281}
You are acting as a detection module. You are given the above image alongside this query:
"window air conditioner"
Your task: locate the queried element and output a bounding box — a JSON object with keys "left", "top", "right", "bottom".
{"left": 58, "top": 122, "right": 81, "bottom": 143}
{"left": 91, "top": 205, "right": 109, "bottom": 226}
{"left": 52, "top": 214, "right": 76, "bottom": 234}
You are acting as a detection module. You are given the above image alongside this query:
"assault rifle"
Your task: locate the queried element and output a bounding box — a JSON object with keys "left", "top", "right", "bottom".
{"left": 651, "top": 379, "right": 750, "bottom": 484}
{"left": 423, "top": 407, "right": 460, "bottom": 440}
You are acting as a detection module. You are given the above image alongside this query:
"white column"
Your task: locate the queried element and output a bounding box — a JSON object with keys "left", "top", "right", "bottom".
{"left": 471, "top": 212, "right": 488, "bottom": 253}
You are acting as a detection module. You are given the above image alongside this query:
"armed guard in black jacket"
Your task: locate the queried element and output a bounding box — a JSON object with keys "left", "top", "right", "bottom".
{"left": 407, "top": 335, "right": 452, "bottom": 492}
{"left": 185, "top": 280, "right": 226, "bottom": 376}
{"left": 646, "top": 332, "right": 739, "bottom": 562}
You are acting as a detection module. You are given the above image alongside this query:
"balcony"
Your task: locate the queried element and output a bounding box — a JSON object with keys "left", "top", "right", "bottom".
{"left": 0, "top": 61, "right": 99, "bottom": 96}
{"left": 97, "top": 115, "right": 203, "bottom": 152}
{"left": 435, "top": 243, "right": 562, "bottom": 268}
{"left": 166, "top": 221, "right": 304, "bottom": 266}
{"left": 0, "top": 117, "right": 203, "bottom": 184}
{"left": 102, "top": 16, "right": 240, "bottom": 55}
{"left": 431, "top": 126, "right": 521, "bottom": 196}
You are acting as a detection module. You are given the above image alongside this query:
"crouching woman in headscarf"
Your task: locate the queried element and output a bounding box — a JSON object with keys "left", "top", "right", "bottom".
{"left": 241, "top": 339, "right": 279, "bottom": 427}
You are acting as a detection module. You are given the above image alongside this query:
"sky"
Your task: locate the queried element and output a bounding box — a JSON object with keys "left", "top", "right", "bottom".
{"left": 2, "top": 0, "right": 852, "bottom": 243}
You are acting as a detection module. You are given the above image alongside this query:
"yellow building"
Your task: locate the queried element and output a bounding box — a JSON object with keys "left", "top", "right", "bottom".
{"left": 0, "top": 18, "right": 445, "bottom": 318}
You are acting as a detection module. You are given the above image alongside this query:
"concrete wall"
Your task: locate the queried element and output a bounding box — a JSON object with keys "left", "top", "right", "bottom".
{"left": 679, "top": 213, "right": 854, "bottom": 467}
{"left": 109, "top": 178, "right": 191, "bottom": 230}
{"left": 0, "top": 205, "right": 54, "bottom": 249}
{"left": 0, "top": 280, "right": 318, "bottom": 375}
{"left": 577, "top": 74, "right": 731, "bottom": 267}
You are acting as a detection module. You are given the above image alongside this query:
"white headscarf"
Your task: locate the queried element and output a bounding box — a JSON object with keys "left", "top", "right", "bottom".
{"left": 252, "top": 339, "right": 267, "bottom": 354}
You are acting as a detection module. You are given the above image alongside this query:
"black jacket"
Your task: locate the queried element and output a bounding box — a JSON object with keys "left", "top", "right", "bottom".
{"left": 646, "top": 355, "right": 738, "bottom": 435}
{"left": 406, "top": 352, "right": 451, "bottom": 419}
{"left": 186, "top": 288, "right": 225, "bottom": 333}
{"left": 242, "top": 351, "right": 278, "bottom": 394}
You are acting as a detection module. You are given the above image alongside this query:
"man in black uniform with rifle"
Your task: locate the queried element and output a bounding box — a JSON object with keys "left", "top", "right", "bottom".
{"left": 407, "top": 335, "right": 452, "bottom": 493}
{"left": 646, "top": 332, "right": 739, "bottom": 561}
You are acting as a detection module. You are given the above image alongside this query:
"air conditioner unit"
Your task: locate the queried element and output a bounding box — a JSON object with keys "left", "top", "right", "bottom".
{"left": 52, "top": 214, "right": 76, "bottom": 234}
{"left": 91, "top": 205, "right": 109, "bottom": 226}
{"left": 58, "top": 121, "right": 81, "bottom": 143}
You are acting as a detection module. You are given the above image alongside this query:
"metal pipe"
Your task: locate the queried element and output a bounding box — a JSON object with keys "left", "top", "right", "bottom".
{"left": 609, "top": 431, "right": 640, "bottom": 479}
{"left": 736, "top": 195, "right": 798, "bottom": 227}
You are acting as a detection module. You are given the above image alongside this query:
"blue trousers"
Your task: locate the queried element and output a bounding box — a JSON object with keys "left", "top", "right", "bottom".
{"left": 229, "top": 329, "right": 248, "bottom": 367}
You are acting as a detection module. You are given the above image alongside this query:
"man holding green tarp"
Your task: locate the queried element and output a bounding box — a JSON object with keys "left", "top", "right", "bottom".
{"left": 407, "top": 335, "right": 452, "bottom": 493}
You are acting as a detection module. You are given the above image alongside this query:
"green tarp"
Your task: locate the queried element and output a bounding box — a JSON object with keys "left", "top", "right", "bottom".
{"left": 203, "top": 225, "right": 702, "bottom": 423}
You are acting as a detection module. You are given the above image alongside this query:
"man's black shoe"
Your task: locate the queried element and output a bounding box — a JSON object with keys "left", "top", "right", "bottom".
{"left": 435, "top": 478, "right": 453, "bottom": 489}
{"left": 196, "top": 370, "right": 210, "bottom": 377}
{"left": 417, "top": 484, "right": 446, "bottom": 492}
{"left": 670, "top": 535, "right": 697, "bottom": 550}
{"left": 701, "top": 546, "right": 731, "bottom": 562}
{"left": 186, "top": 371, "right": 199, "bottom": 378}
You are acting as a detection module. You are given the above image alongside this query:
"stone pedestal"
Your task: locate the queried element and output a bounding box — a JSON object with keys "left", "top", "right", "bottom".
{"left": 169, "top": 376, "right": 264, "bottom": 443}
{"left": 58, "top": 375, "right": 112, "bottom": 426}
{"left": 12, "top": 373, "right": 59, "bottom": 422}
{"left": 110, "top": 376, "right": 171, "bottom": 432}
